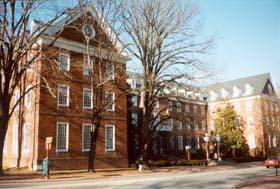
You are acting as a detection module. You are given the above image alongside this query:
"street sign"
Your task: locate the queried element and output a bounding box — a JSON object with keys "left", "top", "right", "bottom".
{"left": 45, "top": 137, "right": 53, "bottom": 150}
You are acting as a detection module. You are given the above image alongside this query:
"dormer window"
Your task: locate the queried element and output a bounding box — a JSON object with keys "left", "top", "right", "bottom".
{"left": 186, "top": 91, "right": 193, "bottom": 99}
{"left": 210, "top": 91, "right": 217, "bottom": 101}
{"left": 245, "top": 84, "right": 253, "bottom": 95}
{"left": 221, "top": 88, "right": 228, "bottom": 98}
{"left": 233, "top": 86, "right": 240, "bottom": 97}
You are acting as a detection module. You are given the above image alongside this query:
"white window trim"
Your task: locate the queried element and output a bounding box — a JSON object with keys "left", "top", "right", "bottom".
{"left": 82, "top": 123, "right": 92, "bottom": 152}
{"left": 4, "top": 133, "right": 8, "bottom": 154}
{"left": 106, "top": 92, "right": 115, "bottom": 112}
{"left": 132, "top": 96, "right": 138, "bottom": 107}
{"left": 83, "top": 88, "right": 93, "bottom": 109}
{"left": 56, "top": 122, "right": 69, "bottom": 152}
{"left": 59, "top": 53, "right": 70, "bottom": 71}
{"left": 105, "top": 125, "right": 115, "bottom": 152}
{"left": 57, "top": 84, "right": 70, "bottom": 107}
{"left": 15, "top": 90, "right": 20, "bottom": 111}
{"left": 25, "top": 85, "right": 32, "bottom": 108}
{"left": 83, "top": 57, "right": 94, "bottom": 75}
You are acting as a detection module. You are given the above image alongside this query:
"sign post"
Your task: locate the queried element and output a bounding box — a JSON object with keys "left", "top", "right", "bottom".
{"left": 45, "top": 137, "right": 53, "bottom": 180}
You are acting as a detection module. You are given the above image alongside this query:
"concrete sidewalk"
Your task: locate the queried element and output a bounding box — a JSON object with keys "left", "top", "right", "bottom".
{"left": 235, "top": 176, "right": 280, "bottom": 189}
{"left": 0, "top": 162, "right": 262, "bottom": 184}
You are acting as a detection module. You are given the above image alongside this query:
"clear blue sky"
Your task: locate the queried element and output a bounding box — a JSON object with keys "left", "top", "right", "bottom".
{"left": 193, "top": 0, "right": 280, "bottom": 87}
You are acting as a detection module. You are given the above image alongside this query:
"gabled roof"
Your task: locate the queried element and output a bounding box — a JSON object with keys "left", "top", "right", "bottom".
{"left": 32, "top": 2, "right": 128, "bottom": 58}
{"left": 206, "top": 73, "right": 272, "bottom": 101}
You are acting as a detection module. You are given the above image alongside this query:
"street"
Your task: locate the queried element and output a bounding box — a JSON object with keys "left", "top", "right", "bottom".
{"left": 0, "top": 166, "right": 275, "bottom": 189}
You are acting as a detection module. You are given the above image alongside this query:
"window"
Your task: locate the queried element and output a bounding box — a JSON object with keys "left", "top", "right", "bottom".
{"left": 193, "top": 105, "right": 197, "bottom": 114}
{"left": 186, "top": 119, "right": 191, "bottom": 130}
{"left": 59, "top": 53, "right": 70, "bottom": 71}
{"left": 25, "top": 86, "right": 32, "bottom": 108}
{"left": 105, "top": 125, "right": 115, "bottom": 151}
{"left": 186, "top": 136, "right": 192, "bottom": 147}
{"left": 245, "top": 84, "right": 253, "bottom": 95}
{"left": 246, "top": 100, "right": 252, "bottom": 111}
{"left": 178, "top": 121, "right": 182, "bottom": 130}
{"left": 177, "top": 102, "right": 181, "bottom": 112}
{"left": 178, "top": 136, "right": 183, "bottom": 151}
{"left": 248, "top": 134, "right": 256, "bottom": 149}
{"left": 235, "top": 118, "right": 240, "bottom": 128}
{"left": 247, "top": 117, "right": 254, "bottom": 128}
{"left": 56, "top": 122, "right": 69, "bottom": 152}
{"left": 12, "top": 125, "right": 18, "bottom": 154}
{"left": 194, "top": 120, "right": 199, "bottom": 130}
{"left": 153, "top": 112, "right": 160, "bottom": 125}
{"left": 268, "top": 134, "right": 271, "bottom": 148}
{"left": 106, "top": 92, "right": 115, "bottom": 111}
{"left": 132, "top": 96, "right": 137, "bottom": 107}
{"left": 201, "top": 106, "right": 205, "bottom": 115}
{"left": 210, "top": 91, "right": 217, "bottom": 101}
{"left": 82, "top": 124, "right": 92, "bottom": 152}
{"left": 4, "top": 134, "right": 8, "bottom": 154}
{"left": 221, "top": 88, "right": 227, "bottom": 98}
{"left": 233, "top": 86, "right": 240, "bottom": 97}
{"left": 14, "top": 90, "right": 20, "bottom": 111}
{"left": 57, "top": 85, "right": 69, "bottom": 107}
{"left": 233, "top": 102, "right": 240, "bottom": 113}
{"left": 185, "top": 104, "right": 190, "bottom": 113}
{"left": 169, "top": 118, "right": 174, "bottom": 128}
{"left": 83, "top": 88, "right": 93, "bottom": 109}
{"left": 105, "top": 61, "right": 114, "bottom": 80}
{"left": 132, "top": 113, "right": 138, "bottom": 126}
{"left": 201, "top": 121, "right": 206, "bottom": 130}
{"left": 83, "top": 56, "right": 94, "bottom": 75}
{"left": 23, "top": 123, "right": 30, "bottom": 153}
{"left": 168, "top": 101, "right": 172, "bottom": 112}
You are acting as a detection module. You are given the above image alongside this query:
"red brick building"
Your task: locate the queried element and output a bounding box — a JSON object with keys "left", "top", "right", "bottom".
{"left": 3, "top": 5, "right": 129, "bottom": 170}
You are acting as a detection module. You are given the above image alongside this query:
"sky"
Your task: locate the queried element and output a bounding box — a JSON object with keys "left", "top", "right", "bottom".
{"left": 193, "top": 0, "right": 280, "bottom": 87}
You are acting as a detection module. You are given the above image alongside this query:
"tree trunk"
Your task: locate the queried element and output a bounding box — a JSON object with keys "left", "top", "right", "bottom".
{"left": 0, "top": 110, "right": 9, "bottom": 175}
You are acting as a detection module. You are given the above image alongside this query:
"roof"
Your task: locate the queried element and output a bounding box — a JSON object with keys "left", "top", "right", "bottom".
{"left": 31, "top": 2, "right": 128, "bottom": 59}
{"left": 206, "top": 73, "right": 272, "bottom": 101}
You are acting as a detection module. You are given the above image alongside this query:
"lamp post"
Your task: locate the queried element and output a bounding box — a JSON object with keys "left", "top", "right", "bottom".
{"left": 204, "top": 133, "right": 210, "bottom": 161}
{"left": 185, "top": 145, "right": 191, "bottom": 161}
{"left": 215, "top": 134, "right": 221, "bottom": 161}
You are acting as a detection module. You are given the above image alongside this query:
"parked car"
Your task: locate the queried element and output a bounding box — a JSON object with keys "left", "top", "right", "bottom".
{"left": 264, "top": 156, "right": 280, "bottom": 168}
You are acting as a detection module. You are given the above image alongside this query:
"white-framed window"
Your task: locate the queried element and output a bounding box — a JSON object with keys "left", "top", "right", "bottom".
{"left": 178, "top": 136, "right": 183, "bottom": 151}
{"left": 4, "top": 133, "right": 8, "bottom": 154}
{"left": 14, "top": 90, "right": 20, "bottom": 111}
{"left": 168, "top": 101, "right": 173, "bottom": 112}
{"left": 194, "top": 120, "right": 199, "bottom": 130}
{"left": 201, "top": 106, "right": 205, "bottom": 115}
{"left": 247, "top": 116, "right": 254, "bottom": 128}
{"left": 178, "top": 121, "right": 182, "bottom": 130}
{"left": 12, "top": 125, "right": 18, "bottom": 154}
{"left": 201, "top": 121, "right": 206, "bottom": 130}
{"left": 82, "top": 124, "right": 92, "bottom": 152}
{"left": 57, "top": 85, "right": 69, "bottom": 107}
{"left": 56, "top": 122, "right": 69, "bottom": 152}
{"left": 83, "top": 88, "right": 93, "bottom": 109}
{"left": 270, "top": 103, "right": 274, "bottom": 111}
{"left": 106, "top": 92, "right": 115, "bottom": 111}
{"left": 210, "top": 121, "right": 215, "bottom": 130}
{"left": 186, "top": 136, "right": 192, "bottom": 147}
{"left": 132, "top": 113, "right": 138, "bottom": 126}
{"left": 26, "top": 52, "right": 33, "bottom": 72}
{"left": 132, "top": 96, "right": 137, "bottom": 107}
{"left": 245, "top": 84, "right": 253, "bottom": 95}
{"left": 25, "top": 85, "right": 32, "bottom": 108}
{"left": 105, "top": 125, "right": 115, "bottom": 151}
{"left": 169, "top": 118, "right": 174, "bottom": 128}
{"left": 248, "top": 134, "right": 256, "bottom": 149}
{"left": 246, "top": 100, "right": 252, "bottom": 111}
{"left": 193, "top": 105, "right": 197, "bottom": 114}
{"left": 83, "top": 56, "right": 94, "bottom": 75}
{"left": 177, "top": 102, "right": 181, "bottom": 112}
{"left": 105, "top": 61, "right": 114, "bottom": 80}
{"left": 273, "top": 135, "right": 277, "bottom": 147}
{"left": 23, "top": 123, "right": 30, "bottom": 153}
{"left": 210, "top": 91, "right": 217, "bottom": 101}
{"left": 268, "top": 134, "right": 271, "bottom": 148}
{"left": 221, "top": 88, "right": 227, "bottom": 98}
{"left": 185, "top": 104, "right": 190, "bottom": 113}
{"left": 59, "top": 53, "right": 70, "bottom": 71}
{"left": 186, "top": 119, "right": 191, "bottom": 130}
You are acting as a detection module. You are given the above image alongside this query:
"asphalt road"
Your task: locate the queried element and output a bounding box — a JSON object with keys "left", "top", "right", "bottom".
{"left": 0, "top": 166, "right": 275, "bottom": 189}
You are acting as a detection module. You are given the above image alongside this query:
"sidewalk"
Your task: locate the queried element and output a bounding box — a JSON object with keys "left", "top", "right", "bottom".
{"left": 235, "top": 176, "right": 280, "bottom": 189}
{"left": 0, "top": 162, "right": 262, "bottom": 184}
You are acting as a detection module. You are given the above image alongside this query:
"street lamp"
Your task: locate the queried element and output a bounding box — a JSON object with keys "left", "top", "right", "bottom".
{"left": 185, "top": 145, "right": 191, "bottom": 161}
{"left": 215, "top": 134, "right": 221, "bottom": 161}
{"left": 204, "top": 133, "right": 210, "bottom": 161}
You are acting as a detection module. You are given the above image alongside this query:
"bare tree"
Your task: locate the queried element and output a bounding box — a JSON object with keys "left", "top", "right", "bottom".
{"left": 0, "top": 0, "right": 70, "bottom": 175}
{"left": 119, "top": 0, "right": 213, "bottom": 160}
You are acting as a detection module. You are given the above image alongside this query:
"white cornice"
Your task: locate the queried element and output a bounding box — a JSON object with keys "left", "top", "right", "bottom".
{"left": 39, "top": 36, "right": 130, "bottom": 64}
